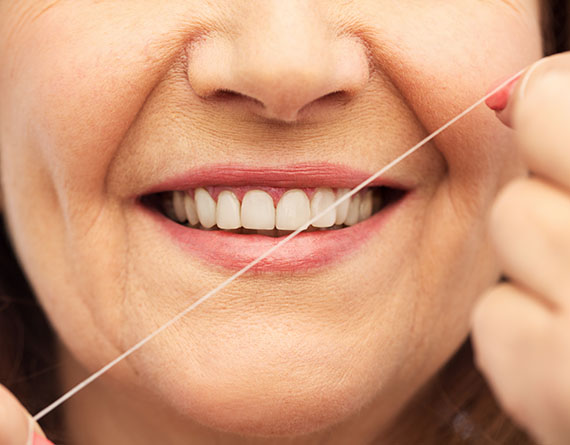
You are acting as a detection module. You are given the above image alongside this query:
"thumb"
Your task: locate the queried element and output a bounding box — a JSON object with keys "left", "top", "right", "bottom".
{"left": 0, "top": 385, "right": 50, "bottom": 445}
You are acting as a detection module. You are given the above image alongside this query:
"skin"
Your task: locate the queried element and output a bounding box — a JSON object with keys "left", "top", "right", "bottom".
{"left": 1, "top": 0, "right": 565, "bottom": 444}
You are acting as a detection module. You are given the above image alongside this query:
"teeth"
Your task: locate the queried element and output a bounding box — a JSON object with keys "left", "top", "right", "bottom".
{"left": 195, "top": 188, "right": 217, "bottom": 229}
{"left": 276, "top": 189, "right": 311, "bottom": 230}
{"left": 359, "top": 190, "right": 373, "bottom": 222}
{"left": 344, "top": 193, "right": 361, "bottom": 226}
{"left": 184, "top": 194, "right": 199, "bottom": 226}
{"left": 335, "top": 188, "right": 351, "bottom": 225}
{"left": 216, "top": 191, "right": 241, "bottom": 229}
{"left": 165, "top": 187, "right": 384, "bottom": 231}
{"left": 172, "top": 191, "right": 188, "bottom": 223}
{"left": 241, "top": 190, "right": 275, "bottom": 230}
{"left": 163, "top": 194, "right": 178, "bottom": 221}
{"left": 311, "top": 188, "right": 336, "bottom": 228}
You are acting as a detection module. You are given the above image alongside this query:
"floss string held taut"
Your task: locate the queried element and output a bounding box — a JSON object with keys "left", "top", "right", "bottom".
{"left": 32, "top": 66, "right": 528, "bottom": 423}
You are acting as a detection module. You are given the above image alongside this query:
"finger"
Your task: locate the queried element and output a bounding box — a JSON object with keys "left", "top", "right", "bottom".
{"left": 493, "top": 54, "right": 570, "bottom": 191}
{"left": 0, "top": 385, "right": 33, "bottom": 445}
{"left": 491, "top": 56, "right": 550, "bottom": 127}
{"left": 470, "top": 283, "right": 569, "bottom": 444}
{"left": 490, "top": 177, "right": 570, "bottom": 310}
{"left": 472, "top": 284, "right": 551, "bottom": 400}
{"left": 0, "top": 385, "right": 50, "bottom": 445}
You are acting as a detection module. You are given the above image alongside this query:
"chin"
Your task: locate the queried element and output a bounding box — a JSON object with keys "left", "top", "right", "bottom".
{"left": 170, "top": 379, "right": 371, "bottom": 437}
{"left": 138, "top": 335, "right": 384, "bottom": 438}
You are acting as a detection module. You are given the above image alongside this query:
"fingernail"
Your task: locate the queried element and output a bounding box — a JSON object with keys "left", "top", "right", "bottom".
{"left": 33, "top": 432, "right": 54, "bottom": 445}
{"left": 485, "top": 73, "right": 522, "bottom": 111}
{"left": 518, "top": 58, "right": 549, "bottom": 100}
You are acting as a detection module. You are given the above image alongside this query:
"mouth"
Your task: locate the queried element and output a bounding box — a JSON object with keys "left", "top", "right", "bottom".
{"left": 142, "top": 185, "right": 405, "bottom": 236}
{"left": 137, "top": 164, "right": 412, "bottom": 271}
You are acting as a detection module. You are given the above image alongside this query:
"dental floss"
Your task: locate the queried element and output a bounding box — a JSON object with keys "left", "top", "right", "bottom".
{"left": 32, "top": 67, "right": 527, "bottom": 423}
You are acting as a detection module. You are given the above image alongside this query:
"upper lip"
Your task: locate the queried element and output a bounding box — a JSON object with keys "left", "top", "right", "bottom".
{"left": 139, "top": 162, "right": 415, "bottom": 196}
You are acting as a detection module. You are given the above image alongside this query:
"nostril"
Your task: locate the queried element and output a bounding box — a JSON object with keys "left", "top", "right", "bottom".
{"left": 213, "top": 89, "right": 265, "bottom": 108}
{"left": 316, "top": 90, "right": 350, "bottom": 104}
{"left": 296, "top": 90, "right": 351, "bottom": 116}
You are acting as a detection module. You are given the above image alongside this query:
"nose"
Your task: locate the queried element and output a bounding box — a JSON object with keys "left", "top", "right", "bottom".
{"left": 187, "top": 2, "right": 370, "bottom": 122}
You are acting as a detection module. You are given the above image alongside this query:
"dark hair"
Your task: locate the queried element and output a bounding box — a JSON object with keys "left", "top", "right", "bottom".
{"left": 0, "top": 219, "right": 61, "bottom": 437}
{"left": 544, "top": 0, "right": 569, "bottom": 55}
{"left": 1, "top": 2, "right": 569, "bottom": 443}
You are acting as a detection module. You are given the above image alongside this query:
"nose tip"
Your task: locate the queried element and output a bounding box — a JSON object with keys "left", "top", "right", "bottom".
{"left": 187, "top": 29, "right": 370, "bottom": 122}
{"left": 230, "top": 71, "right": 344, "bottom": 122}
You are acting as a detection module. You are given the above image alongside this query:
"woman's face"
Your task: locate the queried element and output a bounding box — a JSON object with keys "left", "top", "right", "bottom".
{"left": 0, "top": 0, "right": 542, "bottom": 440}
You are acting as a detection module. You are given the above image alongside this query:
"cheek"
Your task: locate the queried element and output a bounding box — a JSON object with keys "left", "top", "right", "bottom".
{"left": 0, "top": 4, "right": 211, "bottom": 366}
{"left": 388, "top": 5, "right": 542, "bottom": 188}
{"left": 355, "top": 1, "right": 541, "bottom": 200}
{"left": 0, "top": 3, "right": 212, "bottom": 226}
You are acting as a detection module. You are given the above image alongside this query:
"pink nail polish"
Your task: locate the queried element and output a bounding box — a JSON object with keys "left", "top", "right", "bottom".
{"left": 33, "top": 432, "right": 54, "bottom": 445}
{"left": 485, "top": 74, "right": 522, "bottom": 111}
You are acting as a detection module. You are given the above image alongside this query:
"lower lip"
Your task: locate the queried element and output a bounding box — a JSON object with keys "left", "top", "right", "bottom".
{"left": 142, "top": 195, "right": 409, "bottom": 272}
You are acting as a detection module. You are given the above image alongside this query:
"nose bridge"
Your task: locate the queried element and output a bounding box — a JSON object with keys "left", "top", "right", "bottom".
{"left": 241, "top": 0, "right": 328, "bottom": 74}
{"left": 187, "top": 0, "right": 370, "bottom": 122}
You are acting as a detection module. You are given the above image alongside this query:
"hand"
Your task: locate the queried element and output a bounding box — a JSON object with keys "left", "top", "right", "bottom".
{"left": 472, "top": 53, "right": 570, "bottom": 445}
{"left": 0, "top": 385, "right": 51, "bottom": 445}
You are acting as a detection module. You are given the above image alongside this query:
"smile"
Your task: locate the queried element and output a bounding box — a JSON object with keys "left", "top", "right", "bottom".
{"left": 138, "top": 163, "right": 413, "bottom": 271}
{"left": 149, "top": 186, "right": 402, "bottom": 236}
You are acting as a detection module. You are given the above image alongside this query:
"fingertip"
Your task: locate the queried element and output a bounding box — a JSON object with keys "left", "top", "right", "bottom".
{"left": 31, "top": 432, "right": 54, "bottom": 445}
{"left": 485, "top": 74, "right": 522, "bottom": 113}
{"left": 0, "top": 384, "right": 30, "bottom": 445}
{"left": 485, "top": 59, "right": 550, "bottom": 128}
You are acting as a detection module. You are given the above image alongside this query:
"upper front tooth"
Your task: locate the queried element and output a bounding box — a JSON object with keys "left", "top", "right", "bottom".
{"left": 217, "top": 190, "right": 241, "bottom": 230}
{"left": 335, "top": 188, "right": 351, "bottom": 225}
{"left": 172, "top": 191, "right": 188, "bottom": 223}
{"left": 311, "top": 188, "right": 336, "bottom": 228}
{"left": 276, "top": 189, "right": 311, "bottom": 230}
{"left": 241, "top": 190, "right": 275, "bottom": 230}
{"left": 195, "top": 188, "right": 217, "bottom": 228}
{"left": 359, "top": 190, "right": 373, "bottom": 222}
{"left": 344, "top": 193, "right": 361, "bottom": 226}
{"left": 184, "top": 194, "right": 199, "bottom": 226}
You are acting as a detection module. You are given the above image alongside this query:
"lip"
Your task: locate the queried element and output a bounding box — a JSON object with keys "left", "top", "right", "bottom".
{"left": 140, "top": 191, "right": 411, "bottom": 273}
{"left": 137, "top": 162, "right": 414, "bottom": 272}
{"left": 139, "top": 162, "right": 416, "bottom": 196}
